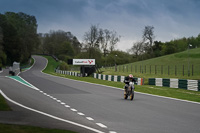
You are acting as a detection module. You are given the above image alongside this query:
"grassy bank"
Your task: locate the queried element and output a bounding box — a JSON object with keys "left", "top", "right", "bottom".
{"left": 0, "top": 123, "right": 76, "bottom": 133}
{"left": 101, "top": 48, "right": 200, "bottom": 80}
{"left": 43, "top": 56, "right": 200, "bottom": 103}
{"left": 0, "top": 94, "right": 11, "bottom": 111}
{"left": 42, "top": 55, "right": 61, "bottom": 74}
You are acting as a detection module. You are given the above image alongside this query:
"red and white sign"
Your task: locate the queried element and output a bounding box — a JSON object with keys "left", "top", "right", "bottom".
{"left": 73, "top": 59, "right": 95, "bottom": 65}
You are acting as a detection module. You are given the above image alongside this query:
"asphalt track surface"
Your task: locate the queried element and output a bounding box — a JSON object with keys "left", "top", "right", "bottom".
{"left": 0, "top": 55, "right": 200, "bottom": 133}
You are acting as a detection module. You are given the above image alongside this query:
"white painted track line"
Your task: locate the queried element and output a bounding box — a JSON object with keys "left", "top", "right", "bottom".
{"left": 86, "top": 117, "right": 94, "bottom": 121}
{"left": 77, "top": 112, "right": 85, "bottom": 116}
{"left": 96, "top": 123, "right": 107, "bottom": 128}
{"left": 65, "top": 105, "right": 70, "bottom": 108}
{"left": 0, "top": 89, "right": 105, "bottom": 133}
{"left": 109, "top": 131, "right": 117, "bottom": 133}
{"left": 71, "top": 108, "right": 77, "bottom": 112}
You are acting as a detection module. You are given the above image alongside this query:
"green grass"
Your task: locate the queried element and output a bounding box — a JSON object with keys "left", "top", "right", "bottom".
{"left": 42, "top": 55, "right": 200, "bottom": 103}
{"left": 0, "top": 123, "right": 76, "bottom": 133}
{"left": 0, "top": 94, "right": 11, "bottom": 111}
{"left": 101, "top": 48, "right": 200, "bottom": 80}
{"left": 21, "top": 57, "right": 35, "bottom": 71}
{"left": 42, "top": 55, "right": 61, "bottom": 74}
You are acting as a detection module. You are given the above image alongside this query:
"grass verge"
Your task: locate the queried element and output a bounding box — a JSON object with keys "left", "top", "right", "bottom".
{"left": 0, "top": 123, "right": 76, "bottom": 133}
{"left": 100, "top": 48, "right": 200, "bottom": 80}
{"left": 42, "top": 55, "right": 200, "bottom": 103}
{"left": 0, "top": 94, "right": 11, "bottom": 111}
{"left": 42, "top": 55, "right": 61, "bottom": 74}
{"left": 21, "top": 57, "right": 35, "bottom": 71}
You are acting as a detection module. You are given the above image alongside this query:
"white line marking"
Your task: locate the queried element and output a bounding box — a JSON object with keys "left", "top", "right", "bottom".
{"left": 61, "top": 102, "right": 65, "bottom": 105}
{"left": 96, "top": 123, "right": 107, "bottom": 128}
{"left": 18, "top": 76, "right": 39, "bottom": 90}
{"left": 0, "top": 70, "right": 3, "bottom": 73}
{"left": 0, "top": 90, "right": 105, "bottom": 133}
{"left": 135, "top": 91, "right": 200, "bottom": 104}
{"left": 77, "top": 112, "right": 85, "bottom": 116}
{"left": 71, "top": 108, "right": 77, "bottom": 112}
{"left": 40, "top": 56, "right": 48, "bottom": 72}
{"left": 86, "top": 117, "right": 94, "bottom": 121}
{"left": 65, "top": 105, "right": 70, "bottom": 108}
{"left": 40, "top": 91, "right": 43, "bottom": 93}
{"left": 43, "top": 93, "right": 47, "bottom": 95}
{"left": 57, "top": 100, "right": 61, "bottom": 103}
{"left": 6, "top": 76, "right": 38, "bottom": 90}
{"left": 109, "top": 131, "right": 117, "bottom": 133}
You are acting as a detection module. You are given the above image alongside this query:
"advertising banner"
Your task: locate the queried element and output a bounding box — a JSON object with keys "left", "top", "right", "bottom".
{"left": 73, "top": 59, "right": 95, "bottom": 65}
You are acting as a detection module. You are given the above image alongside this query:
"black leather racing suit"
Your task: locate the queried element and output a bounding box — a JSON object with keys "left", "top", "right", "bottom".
{"left": 124, "top": 76, "right": 136, "bottom": 92}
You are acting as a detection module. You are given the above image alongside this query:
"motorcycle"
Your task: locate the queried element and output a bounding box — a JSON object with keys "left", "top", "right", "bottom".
{"left": 124, "top": 81, "right": 135, "bottom": 100}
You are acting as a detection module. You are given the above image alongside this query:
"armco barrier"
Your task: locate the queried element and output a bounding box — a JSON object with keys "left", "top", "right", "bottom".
{"left": 148, "top": 78, "right": 200, "bottom": 91}
{"left": 163, "top": 79, "right": 170, "bottom": 87}
{"left": 93, "top": 73, "right": 144, "bottom": 85}
{"left": 198, "top": 80, "right": 200, "bottom": 91}
{"left": 170, "top": 79, "right": 178, "bottom": 88}
{"left": 55, "top": 69, "right": 81, "bottom": 77}
{"left": 187, "top": 80, "right": 198, "bottom": 91}
{"left": 55, "top": 70, "right": 145, "bottom": 85}
{"left": 156, "top": 78, "right": 162, "bottom": 86}
{"left": 178, "top": 79, "right": 187, "bottom": 90}
{"left": 149, "top": 78, "right": 156, "bottom": 85}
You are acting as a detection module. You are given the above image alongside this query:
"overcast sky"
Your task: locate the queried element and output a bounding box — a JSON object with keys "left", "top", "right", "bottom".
{"left": 0, "top": 0, "right": 200, "bottom": 51}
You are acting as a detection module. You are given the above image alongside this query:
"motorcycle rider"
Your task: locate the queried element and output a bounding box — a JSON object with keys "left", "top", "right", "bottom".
{"left": 124, "top": 74, "right": 136, "bottom": 94}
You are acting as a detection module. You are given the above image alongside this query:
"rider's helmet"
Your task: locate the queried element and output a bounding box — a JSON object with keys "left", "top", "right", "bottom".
{"left": 129, "top": 74, "right": 133, "bottom": 79}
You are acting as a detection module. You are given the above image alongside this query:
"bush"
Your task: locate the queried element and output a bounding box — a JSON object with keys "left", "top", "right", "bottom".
{"left": 58, "top": 54, "right": 71, "bottom": 63}
{"left": 59, "top": 61, "right": 70, "bottom": 70}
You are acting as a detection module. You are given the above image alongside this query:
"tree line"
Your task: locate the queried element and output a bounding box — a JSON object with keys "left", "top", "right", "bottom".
{"left": 130, "top": 26, "right": 200, "bottom": 61}
{"left": 1, "top": 11, "right": 200, "bottom": 70}
{"left": 37, "top": 30, "right": 81, "bottom": 61}
{"left": 0, "top": 12, "right": 39, "bottom": 67}
{"left": 37, "top": 24, "right": 200, "bottom": 69}
{"left": 36, "top": 24, "right": 124, "bottom": 67}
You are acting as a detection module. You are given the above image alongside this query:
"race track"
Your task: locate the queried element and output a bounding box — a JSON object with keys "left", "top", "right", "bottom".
{"left": 0, "top": 55, "right": 200, "bottom": 133}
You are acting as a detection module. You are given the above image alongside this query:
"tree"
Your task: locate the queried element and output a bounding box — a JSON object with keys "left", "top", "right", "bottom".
{"left": 0, "top": 27, "right": 3, "bottom": 44}
{"left": 109, "top": 31, "right": 120, "bottom": 52}
{"left": 161, "top": 42, "right": 176, "bottom": 55}
{"left": 0, "top": 12, "right": 39, "bottom": 64}
{"left": 197, "top": 34, "right": 200, "bottom": 48}
{"left": 99, "top": 29, "right": 111, "bottom": 57}
{"left": 142, "top": 25, "right": 155, "bottom": 54}
{"left": 83, "top": 24, "right": 100, "bottom": 58}
{"left": 0, "top": 26, "right": 6, "bottom": 66}
{"left": 71, "top": 36, "right": 82, "bottom": 55}
{"left": 0, "top": 13, "right": 21, "bottom": 64}
{"left": 105, "top": 50, "right": 133, "bottom": 66}
{"left": 152, "top": 41, "right": 163, "bottom": 57}
{"left": 37, "top": 30, "right": 81, "bottom": 63}
{"left": 130, "top": 41, "right": 144, "bottom": 59}
{"left": 59, "top": 41, "right": 74, "bottom": 57}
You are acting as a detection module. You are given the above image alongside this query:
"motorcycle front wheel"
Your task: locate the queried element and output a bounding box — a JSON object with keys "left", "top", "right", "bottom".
{"left": 130, "top": 91, "right": 134, "bottom": 100}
